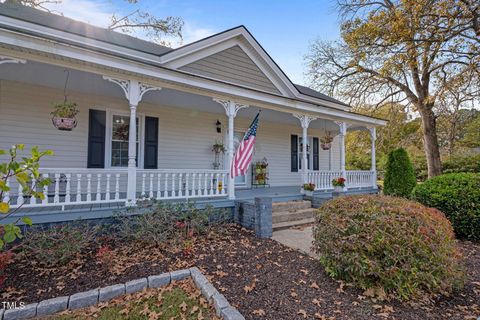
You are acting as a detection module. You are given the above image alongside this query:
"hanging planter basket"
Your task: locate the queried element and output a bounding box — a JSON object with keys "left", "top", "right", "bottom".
{"left": 321, "top": 142, "right": 332, "bottom": 150}
{"left": 52, "top": 116, "right": 77, "bottom": 131}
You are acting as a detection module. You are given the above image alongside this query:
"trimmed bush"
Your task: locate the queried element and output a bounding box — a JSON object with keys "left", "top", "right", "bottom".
{"left": 312, "top": 195, "right": 464, "bottom": 300}
{"left": 412, "top": 173, "right": 480, "bottom": 241}
{"left": 383, "top": 148, "right": 416, "bottom": 197}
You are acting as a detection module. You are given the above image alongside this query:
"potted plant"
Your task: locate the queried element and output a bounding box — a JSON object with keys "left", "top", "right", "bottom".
{"left": 332, "top": 177, "right": 346, "bottom": 192}
{"left": 302, "top": 183, "right": 315, "bottom": 196}
{"left": 51, "top": 101, "right": 79, "bottom": 131}
{"left": 320, "top": 132, "right": 334, "bottom": 150}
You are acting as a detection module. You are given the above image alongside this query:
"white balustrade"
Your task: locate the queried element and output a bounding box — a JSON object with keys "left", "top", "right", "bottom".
{"left": 346, "top": 170, "right": 374, "bottom": 188}
{"left": 307, "top": 171, "right": 342, "bottom": 190}
{"left": 137, "top": 169, "right": 229, "bottom": 200}
{"left": 8, "top": 168, "right": 128, "bottom": 209}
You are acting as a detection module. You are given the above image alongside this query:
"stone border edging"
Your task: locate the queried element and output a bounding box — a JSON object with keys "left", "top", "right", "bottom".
{"left": 0, "top": 267, "right": 244, "bottom": 320}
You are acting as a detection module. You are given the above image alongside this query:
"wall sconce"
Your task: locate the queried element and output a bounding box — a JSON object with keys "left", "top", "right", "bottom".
{"left": 216, "top": 120, "right": 222, "bottom": 133}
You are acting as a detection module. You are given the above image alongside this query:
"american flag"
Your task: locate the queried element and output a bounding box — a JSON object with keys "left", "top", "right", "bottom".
{"left": 231, "top": 112, "right": 260, "bottom": 178}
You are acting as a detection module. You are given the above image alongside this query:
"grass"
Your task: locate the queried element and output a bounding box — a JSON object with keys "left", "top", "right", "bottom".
{"left": 47, "top": 280, "right": 219, "bottom": 320}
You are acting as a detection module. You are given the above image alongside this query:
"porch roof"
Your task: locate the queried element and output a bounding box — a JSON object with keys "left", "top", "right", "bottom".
{"left": 0, "top": 3, "right": 387, "bottom": 127}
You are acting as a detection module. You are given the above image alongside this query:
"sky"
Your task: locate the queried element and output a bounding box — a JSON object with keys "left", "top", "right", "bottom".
{"left": 42, "top": 0, "right": 342, "bottom": 85}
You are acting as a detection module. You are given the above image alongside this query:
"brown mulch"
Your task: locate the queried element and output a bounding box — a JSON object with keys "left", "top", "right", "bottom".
{"left": 2, "top": 225, "right": 480, "bottom": 320}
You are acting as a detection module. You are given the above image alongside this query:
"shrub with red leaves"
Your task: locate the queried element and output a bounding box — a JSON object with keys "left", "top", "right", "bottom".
{"left": 96, "top": 245, "right": 115, "bottom": 271}
{"left": 313, "top": 195, "right": 464, "bottom": 300}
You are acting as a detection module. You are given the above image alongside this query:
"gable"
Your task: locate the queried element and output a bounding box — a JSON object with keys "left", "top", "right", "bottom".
{"left": 179, "top": 45, "right": 281, "bottom": 95}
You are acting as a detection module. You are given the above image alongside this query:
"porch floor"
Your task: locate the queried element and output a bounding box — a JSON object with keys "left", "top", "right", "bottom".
{"left": 8, "top": 186, "right": 377, "bottom": 225}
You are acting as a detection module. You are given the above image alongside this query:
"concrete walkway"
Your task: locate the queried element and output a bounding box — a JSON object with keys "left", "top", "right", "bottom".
{"left": 272, "top": 226, "right": 316, "bottom": 257}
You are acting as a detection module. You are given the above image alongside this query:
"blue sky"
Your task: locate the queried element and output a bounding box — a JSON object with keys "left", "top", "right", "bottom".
{"left": 44, "top": 0, "right": 342, "bottom": 84}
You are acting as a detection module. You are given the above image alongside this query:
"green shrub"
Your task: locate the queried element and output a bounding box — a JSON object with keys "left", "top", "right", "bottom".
{"left": 312, "top": 195, "right": 464, "bottom": 300}
{"left": 412, "top": 173, "right": 480, "bottom": 240}
{"left": 21, "top": 223, "right": 95, "bottom": 267}
{"left": 114, "top": 201, "right": 230, "bottom": 246}
{"left": 442, "top": 154, "right": 480, "bottom": 174}
{"left": 383, "top": 148, "right": 416, "bottom": 197}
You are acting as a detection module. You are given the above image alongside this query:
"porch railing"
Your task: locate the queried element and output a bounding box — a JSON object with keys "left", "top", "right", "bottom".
{"left": 137, "top": 169, "right": 228, "bottom": 200}
{"left": 346, "top": 170, "right": 374, "bottom": 188}
{"left": 4, "top": 168, "right": 229, "bottom": 210}
{"left": 307, "top": 170, "right": 374, "bottom": 190}
{"left": 307, "top": 171, "right": 342, "bottom": 190}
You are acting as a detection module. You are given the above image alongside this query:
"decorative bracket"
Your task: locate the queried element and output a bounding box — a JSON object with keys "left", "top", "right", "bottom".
{"left": 213, "top": 99, "right": 249, "bottom": 118}
{"left": 103, "top": 76, "right": 161, "bottom": 106}
{"left": 293, "top": 113, "right": 318, "bottom": 129}
{"left": 334, "top": 121, "right": 351, "bottom": 135}
{"left": 0, "top": 55, "right": 26, "bottom": 65}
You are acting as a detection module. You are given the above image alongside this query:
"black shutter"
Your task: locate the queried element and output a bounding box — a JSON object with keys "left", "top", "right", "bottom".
{"left": 87, "top": 109, "right": 106, "bottom": 168}
{"left": 313, "top": 137, "right": 319, "bottom": 171}
{"left": 291, "top": 134, "right": 298, "bottom": 172}
{"left": 144, "top": 116, "right": 159, "bottom": 169}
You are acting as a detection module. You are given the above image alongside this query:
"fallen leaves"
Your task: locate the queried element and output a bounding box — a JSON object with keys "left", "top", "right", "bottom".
{"left": 252, "top": 309, "right": 266, "bottom": 316}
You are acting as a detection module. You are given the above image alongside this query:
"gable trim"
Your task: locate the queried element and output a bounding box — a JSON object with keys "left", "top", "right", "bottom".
{"left": 160, "top": 26, "right": 298, "bottom": 97}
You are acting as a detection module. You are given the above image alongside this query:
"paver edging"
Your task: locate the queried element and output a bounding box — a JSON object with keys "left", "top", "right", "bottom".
{"left": 0, "top": 267, "right": 244, "bottom": 320}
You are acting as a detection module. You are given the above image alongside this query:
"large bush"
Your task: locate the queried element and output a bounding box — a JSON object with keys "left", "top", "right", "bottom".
{"left": 383, "top": 148, "right": 416, "bottom": 197}
{"left": 412, "top": 173, "right": 480, "bottom": 241}
{"left": 442, "top": 154, "right": 480, "bottom": 175}
{"left": 312, "top": 195, "right": 464, "bottom": 300}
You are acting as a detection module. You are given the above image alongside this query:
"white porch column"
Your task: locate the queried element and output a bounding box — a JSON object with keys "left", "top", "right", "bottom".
{"left": 103, "top": 76, "right": 161, "bottom": 205}
{"left": 213, "top": 99, "right": 249, "bottom": 200}
{"left": 293, "top": 114, "right": 318, "bottom": 185}
{"left": 368, "top": 127, "right": 378, "bottom": 189}
{"left": 335, "top": 121, "right": 348, "bottom": 190}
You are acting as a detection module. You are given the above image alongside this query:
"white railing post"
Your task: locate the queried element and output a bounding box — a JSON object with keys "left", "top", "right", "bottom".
{"left": 335, "top": 121, "right": 349, "bottom": 191}
{"left": 369, "top": 127, "right": 378, "bottom": 189}
{"left": 53, "top": 173, "right": 60, "bottom": 203}
{"left": 65, "top": 173, "right": 71, "bottom": 203}
{"left": 76, "top": 174, "right": 82, "bottom": 202}
{"left": 103, "top": 77, "right": 161, "bottom": 206}
{"left": 213, "top": 99, "right": 249, "bottom": 200}
{"left": 105, "top": 174, "right": 111, "bottom": 201}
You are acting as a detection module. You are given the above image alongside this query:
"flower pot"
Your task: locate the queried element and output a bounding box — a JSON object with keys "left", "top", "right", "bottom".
{"left": 321, "top": 143, "right": 332, "bottom": 150}
{"left": 52, "top": 117, "right": 77, "bottom": 131}
{"left": 305, "top": 190, "right": 314, "bottom": 196}
{"left": 334, "top": 186, "right": 343, "bottom": 192}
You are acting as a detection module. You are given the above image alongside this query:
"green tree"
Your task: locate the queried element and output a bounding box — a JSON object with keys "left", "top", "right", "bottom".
{"left": 0, "top": 144, "right": 52, "bottom": 249}
{"left": 384, "top": 148, "right": 417, "bottom": 197}
{"left": 306, "top": 0, "right": 480, "bottom": 178}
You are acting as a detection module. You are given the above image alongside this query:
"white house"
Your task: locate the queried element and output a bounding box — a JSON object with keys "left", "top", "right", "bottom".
{"left": 0, "top": 3, "right": 385, "bottom": 219}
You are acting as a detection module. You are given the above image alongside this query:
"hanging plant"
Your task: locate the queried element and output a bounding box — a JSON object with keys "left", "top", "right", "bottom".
{"left": 320, "top": 131, "right": 334, "bottom": 150}
{"left": 51, "top": 70, "right": 79, "bottom": 131}
{"left": 212, "top": 141, "right": 226, "bottom": 154}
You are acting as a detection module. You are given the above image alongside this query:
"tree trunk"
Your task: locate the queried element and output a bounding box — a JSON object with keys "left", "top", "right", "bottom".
{"left": 418, "top": 106, "right": 442, "bottom": 177}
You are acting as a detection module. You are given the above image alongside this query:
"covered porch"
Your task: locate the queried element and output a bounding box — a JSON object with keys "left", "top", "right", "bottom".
{"left": 0, "top": 53, "right": 379, "bottom": 217}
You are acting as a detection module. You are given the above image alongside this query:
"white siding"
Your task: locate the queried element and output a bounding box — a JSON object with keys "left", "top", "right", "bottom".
{"left": 0, "top": 80, "right": 341, "bottom": 187}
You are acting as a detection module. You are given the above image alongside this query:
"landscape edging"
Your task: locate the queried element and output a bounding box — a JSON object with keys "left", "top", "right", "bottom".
{"left": 0, "top": 267, "right": 245, "bottom": 320}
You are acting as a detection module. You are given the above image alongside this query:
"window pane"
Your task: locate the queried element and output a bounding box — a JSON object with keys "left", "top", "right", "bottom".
{"left": 111, "top": 114, "right": 139, "bottom": 167}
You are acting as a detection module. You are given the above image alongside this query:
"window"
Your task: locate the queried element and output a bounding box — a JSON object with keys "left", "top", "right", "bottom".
{"left": 106, "top": 111, "right": 144, "bottom": 168}
{"left": 298, "top": 136, "right": 311, "bottom": 170}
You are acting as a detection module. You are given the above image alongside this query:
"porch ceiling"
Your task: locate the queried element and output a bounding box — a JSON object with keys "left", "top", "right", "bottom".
{"left": 0, "top": 60, "right": 366, "bottom": 131}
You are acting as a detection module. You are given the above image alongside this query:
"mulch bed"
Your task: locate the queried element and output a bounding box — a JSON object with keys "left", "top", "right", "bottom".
{"left": 3, "top": 225, "right": 480, "bottom": 320}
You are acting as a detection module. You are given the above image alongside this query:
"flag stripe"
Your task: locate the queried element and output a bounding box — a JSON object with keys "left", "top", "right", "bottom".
{"left": 231, "top": 113, "right": 260, "bottom": 179}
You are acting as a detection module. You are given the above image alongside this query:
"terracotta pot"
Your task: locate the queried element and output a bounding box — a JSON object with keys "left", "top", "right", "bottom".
{"left": 52, "top": 117, "right": 77, "bottom": 131}
{"left": 321, "top": 143, "right": 332, "bottom": 150}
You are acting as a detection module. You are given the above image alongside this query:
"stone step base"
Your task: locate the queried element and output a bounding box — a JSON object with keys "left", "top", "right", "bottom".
{"left": 272, "top": 218, "right": 315, "bottom": 231}
{"left": 272, "top": 208, "right": 315, "bottom": 224}
{"left": 272, "top": 200, "right": 311, "bottom": 213}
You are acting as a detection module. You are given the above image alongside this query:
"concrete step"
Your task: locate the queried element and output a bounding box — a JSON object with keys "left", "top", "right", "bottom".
{"left": 272, "top": 208, "right": 315, "bottom": 224}
{"left": 272, "top": 218, "right": 315, "bottom": 231}
{"left": 272, "top": 200, "right": 311, "bottom": 213}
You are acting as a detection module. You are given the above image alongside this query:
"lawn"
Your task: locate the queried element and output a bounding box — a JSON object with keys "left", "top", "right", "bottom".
{"left": 45, "top": 279, "right": 219, "bottom": 320}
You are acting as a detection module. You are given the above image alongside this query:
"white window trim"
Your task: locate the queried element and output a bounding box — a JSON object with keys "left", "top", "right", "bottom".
{"left": 105, "top": 108, "right": 146, "bottom": 169}
{"left": 226, "top": 127, "right": 249, "bottom": 187}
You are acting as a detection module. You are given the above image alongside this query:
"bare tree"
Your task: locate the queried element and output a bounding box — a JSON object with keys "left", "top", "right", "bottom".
{"left": 4, "top": 0, "right": 183, "bottom": 46}
{"left": 306, "top": 0, "right": 480, "bottom": 177}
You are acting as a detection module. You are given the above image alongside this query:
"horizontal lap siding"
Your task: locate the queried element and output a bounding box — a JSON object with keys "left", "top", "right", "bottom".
{"left": 0, "top": 80, "right": 341, "bottom": 187}
{"left": 179, "top": 45, "right": 281, "bottom": 95}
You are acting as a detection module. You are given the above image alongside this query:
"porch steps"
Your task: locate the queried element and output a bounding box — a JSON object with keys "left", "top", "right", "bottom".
{"left": 272, "top": 200, "right": 316, "bottom": 231}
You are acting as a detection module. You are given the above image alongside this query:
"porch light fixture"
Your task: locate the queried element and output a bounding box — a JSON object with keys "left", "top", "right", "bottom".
{"left": 216, "top": 120, "right": 222, "bottom": 133}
